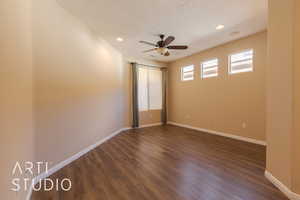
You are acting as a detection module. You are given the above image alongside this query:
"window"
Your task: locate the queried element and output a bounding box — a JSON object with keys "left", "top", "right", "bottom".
{"left": 201, "top": 59, "right": 218, "bottom": 79}
{"left": 138, "top": 67, "right": 162, "bottom": 111}
{"left": 229, "top": 49, "right": 254, "bottom": 74}
{"left": 138, "top": 67, "right": 148, "bottom": 111}
{"left": 148, "top": 69, "right": 163, "bottom": 110}
{"left": 181, "top": 65, "right": 194, "bottom": 81}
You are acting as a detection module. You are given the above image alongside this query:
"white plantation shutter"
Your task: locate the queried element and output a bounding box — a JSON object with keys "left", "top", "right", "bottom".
{"left": 149, "top": 69, "right": 162, "bottom": 110}
{"left": 181, "top": 65, "right": 194, "bottom": 81}
{"left": 229, "top": 49, "right": 254, "bottom": 74}
{"left": 138, "top": 67, "right": 148, "bottom": 111}
{"left": 201, "top": 59, "right": 218, "bottom": 78}
{"left": 138, "top": 67, "right": 162, "bottom": 111}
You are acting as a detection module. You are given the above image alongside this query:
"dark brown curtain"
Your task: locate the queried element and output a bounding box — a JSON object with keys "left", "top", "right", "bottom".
{"left": 161, "top": 68, "right": 167, "bottom": 125}
{"left": 131, "top": 63, "right": 139, "bottom": 128}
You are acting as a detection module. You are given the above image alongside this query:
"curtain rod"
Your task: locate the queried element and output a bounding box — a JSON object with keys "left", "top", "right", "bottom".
{"left": 130, "top": 62, "right": 165, "bottom": 68}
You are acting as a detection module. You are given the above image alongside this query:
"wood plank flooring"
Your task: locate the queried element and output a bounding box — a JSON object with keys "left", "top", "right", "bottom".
{"left": 31, "top": 125, "right": 288, "bottom": 200}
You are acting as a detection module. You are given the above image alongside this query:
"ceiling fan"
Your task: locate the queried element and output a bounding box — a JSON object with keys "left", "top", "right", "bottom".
{"left": 139, "top": 34, "right": 188, "bottom": 56}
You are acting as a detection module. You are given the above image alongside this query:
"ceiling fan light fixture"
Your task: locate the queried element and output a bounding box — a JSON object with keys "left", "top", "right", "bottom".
{"left": 157, "top": 47, "right": 168, "bottom": 55}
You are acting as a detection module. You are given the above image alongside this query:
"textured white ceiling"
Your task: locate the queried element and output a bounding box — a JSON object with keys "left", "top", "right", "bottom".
{"left": 58, "top": 0, "right": 267, "bottom": 62}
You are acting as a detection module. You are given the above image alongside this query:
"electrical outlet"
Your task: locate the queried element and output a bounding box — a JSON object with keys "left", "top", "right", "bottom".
{"left": 242, "top": 122, "right": 247, "bottom": 129}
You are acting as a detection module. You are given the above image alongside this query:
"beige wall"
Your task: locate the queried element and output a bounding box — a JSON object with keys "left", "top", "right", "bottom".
{"left": 0, "top": 0, "right": 34, "bottom": 199}
{"left": 33, "top": 0, "right": 128, "bottom": 168}
{"left": 139, "top": 110, "right": 162, "bottom": 126}
{"left": 266, "top": 0, "right": 295, "bottom": 189}
{"left": 168, "top": 32, "right": 267, "bottom": 141}
{"left": 267, "top": 0, "right": 300, "bottom": 194}
{"left": 293, "top": 0, "right": 300, "bottom": 194}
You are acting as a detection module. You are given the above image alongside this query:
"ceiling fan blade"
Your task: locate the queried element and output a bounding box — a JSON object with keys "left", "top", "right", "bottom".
{"left": 142, "top": 48, "right": 157, "bottom": 53}
{"left": 164, "top": 52, "right": 170, "bottom": 56}
{"left": 139, "top": 41, "right": 157, "bottom": 47}
{"left": 167, "top": 45, "right": 188, "bottom": 50}
{"left": 162, "top": 36, "right": 175, "bottom": 47}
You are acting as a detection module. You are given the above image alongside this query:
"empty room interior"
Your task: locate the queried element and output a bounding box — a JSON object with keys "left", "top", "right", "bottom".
{"left": 1, "top": 0, "right": 300, "bottom": 200}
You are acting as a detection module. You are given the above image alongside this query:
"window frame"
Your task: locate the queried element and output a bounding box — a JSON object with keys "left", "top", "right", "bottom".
{"left": 201, "top": 58, "right": 219, "bottom": 79}
{"left": 228, "top": 49, "right": 254, "bottom": 75}
{"left": 181, "top": 65, "right": 194, "bottom": 81}
{"left": 138, "top": 66, "right": 163, "bottom": 112}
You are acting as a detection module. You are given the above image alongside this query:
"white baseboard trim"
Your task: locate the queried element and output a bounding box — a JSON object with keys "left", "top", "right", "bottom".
{"left": 26, "top": 123, "right": 165, "bottom": 199}
{"left": 26, "top": 127, "right": 130, "bottom": 200}
{"left": 138, "top": 122, "right": 163, "bottom": 128}
{"left": 265, "top": 171, "right": 300, "bottom": 200}
{"left": 167, "top": 121, "right": 267, "bottom": 146}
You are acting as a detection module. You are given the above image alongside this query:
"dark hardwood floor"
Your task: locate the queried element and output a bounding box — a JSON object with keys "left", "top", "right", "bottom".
{"left": 31, "top": 125, "right": 288, "bottom": 200}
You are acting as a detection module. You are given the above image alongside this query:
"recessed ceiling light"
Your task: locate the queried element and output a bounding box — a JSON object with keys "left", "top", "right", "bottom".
{"left": 216, "top": 25, "right": 225, "bottom": 30}
{"left": 116, "top": 37, "right": 123, "bottom": 42}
